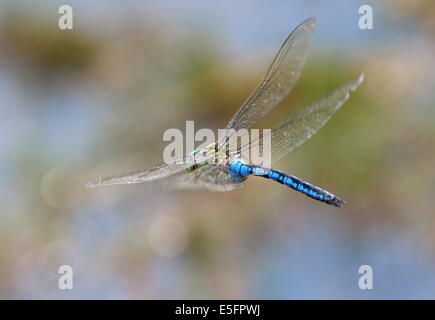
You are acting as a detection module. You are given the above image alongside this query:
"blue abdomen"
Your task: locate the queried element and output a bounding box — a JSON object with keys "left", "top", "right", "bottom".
{"left": 266, "top": 169, "right": 326, "bottom": 201}
{"left": 259, "top": 167, "right": 344, "bottom": 206}
{"left": 229, "top": 160, "right": 345, "bottom": 207}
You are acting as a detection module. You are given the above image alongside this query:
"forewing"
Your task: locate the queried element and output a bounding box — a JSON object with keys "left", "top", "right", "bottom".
{"left": 224, "top": 17, "right": 316, "bottom": 134}
{"left": 86, "top": 161, "right": 194, "bottom": 188}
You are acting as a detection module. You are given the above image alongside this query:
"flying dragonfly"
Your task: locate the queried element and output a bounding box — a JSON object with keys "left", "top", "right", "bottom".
{"left": 87, "top": 17, "right": 364, "bottom": 207}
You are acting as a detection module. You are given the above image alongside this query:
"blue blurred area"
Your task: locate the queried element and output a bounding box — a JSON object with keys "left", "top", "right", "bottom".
{"left": 0, "top": 0, "right": 434, "bottom": 299}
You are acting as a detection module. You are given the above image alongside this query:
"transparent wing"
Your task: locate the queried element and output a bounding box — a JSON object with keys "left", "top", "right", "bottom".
{"left": 244, "top": 74, "right": 364, "bottom": 164}
{"left": 86, "top": 161, "right": 193, "bottom": 188}
{"left": 86, "top": 142, "right": 222, "bottom": 188}
{"left": 157, "top": 164, "right": 246, "bottom": 192}
{"left": 223, "top": 17, "right": 316, "bottom": 136}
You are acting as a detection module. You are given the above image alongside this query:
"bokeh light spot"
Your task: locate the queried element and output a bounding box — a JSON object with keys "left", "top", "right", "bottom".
{"left": 147, "top": 216, "right": 188, "bottom": 258}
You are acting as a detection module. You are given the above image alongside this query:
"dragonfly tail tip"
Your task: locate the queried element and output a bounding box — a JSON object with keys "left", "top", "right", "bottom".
{"left": 330, "top": 196, "right": 346, "bottom": 207}
{"left": 337, "top": 198, "right": 346, "bottom": 207}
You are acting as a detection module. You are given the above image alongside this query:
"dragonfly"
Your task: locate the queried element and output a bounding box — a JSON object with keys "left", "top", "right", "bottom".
{"left": 87, "top": 17, "right": 364, "bottom": 207}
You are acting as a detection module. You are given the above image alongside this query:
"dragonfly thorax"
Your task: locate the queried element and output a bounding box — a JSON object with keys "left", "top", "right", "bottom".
{"left": 190, "top": 142, "right": 232, "bottom": 165}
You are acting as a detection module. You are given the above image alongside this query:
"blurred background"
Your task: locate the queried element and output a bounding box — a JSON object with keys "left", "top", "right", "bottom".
{"left": 0, "top": 0, "right": 434, "bottom": 299}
